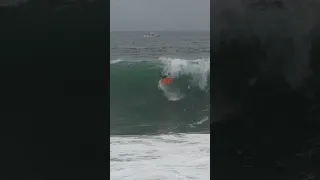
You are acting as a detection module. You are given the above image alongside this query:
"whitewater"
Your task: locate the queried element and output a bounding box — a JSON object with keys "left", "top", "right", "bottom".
{"left": 111, "top": 134, "right": 210, "bottom": 180}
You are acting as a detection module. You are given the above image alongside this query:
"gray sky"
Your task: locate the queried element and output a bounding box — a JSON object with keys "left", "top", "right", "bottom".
{"left": 111, "top": 0, "right": 210, "bottom": 31}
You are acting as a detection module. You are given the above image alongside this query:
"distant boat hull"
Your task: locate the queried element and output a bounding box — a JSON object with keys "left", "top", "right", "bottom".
{"left": 144, "top": 33, "right": 160, "bottom": 37}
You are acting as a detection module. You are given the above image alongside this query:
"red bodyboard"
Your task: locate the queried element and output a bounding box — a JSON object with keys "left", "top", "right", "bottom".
{"left": 160, "top": 78, "right": 173, "bottom": 85}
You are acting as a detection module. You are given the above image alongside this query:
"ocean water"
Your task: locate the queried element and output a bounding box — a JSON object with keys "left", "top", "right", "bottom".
{"left": 110, "top": 31, "right": 210, "bottom": 180}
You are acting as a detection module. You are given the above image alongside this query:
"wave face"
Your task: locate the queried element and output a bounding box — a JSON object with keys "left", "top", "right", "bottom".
{"left": 110, "top": 57, "right": 210, "bottom": 135}
{"left": 110, "top": 32, "right": 210, "bottom": 135}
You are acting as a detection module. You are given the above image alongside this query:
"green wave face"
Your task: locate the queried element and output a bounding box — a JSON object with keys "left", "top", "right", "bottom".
{"left": 110, "top": 57, "right": 210, "bottom": 135}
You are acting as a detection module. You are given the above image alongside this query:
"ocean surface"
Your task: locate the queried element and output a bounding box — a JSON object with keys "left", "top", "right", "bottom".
{"left": 110, "top": 31, "right": 210, "bottom": 180}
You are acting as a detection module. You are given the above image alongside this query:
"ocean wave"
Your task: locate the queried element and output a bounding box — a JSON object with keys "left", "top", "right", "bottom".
{"left": 110, "top": 57, "right": 210, "bottom": 90}
{"left": 110, "top": 57, "right": 210, "bottom": 135}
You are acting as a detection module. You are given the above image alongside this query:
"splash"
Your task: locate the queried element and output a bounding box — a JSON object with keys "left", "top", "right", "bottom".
{"left": 158, "top": 81, "right": 185, "bottom": 101}
{"left": 159, "top": 57, "right": 210, "bottom": 90}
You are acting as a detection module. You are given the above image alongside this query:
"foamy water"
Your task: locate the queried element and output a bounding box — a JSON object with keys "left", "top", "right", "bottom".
{"left": 110, "top": 134, "right": 210, "bottom": 180}
{"left": 159, "top": 57, "right": 210, "bottom": 90}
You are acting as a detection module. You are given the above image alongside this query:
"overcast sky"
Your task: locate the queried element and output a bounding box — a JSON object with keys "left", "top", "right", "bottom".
{"left": 111, "top": 0, "right": 210, "bottom": 31}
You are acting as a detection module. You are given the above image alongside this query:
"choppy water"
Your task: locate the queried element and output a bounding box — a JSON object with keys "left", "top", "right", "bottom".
{"left": 110, "top": 31, "right": 210, "bottom": 180}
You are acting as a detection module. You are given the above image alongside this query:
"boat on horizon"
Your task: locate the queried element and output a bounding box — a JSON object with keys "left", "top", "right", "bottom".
{"left": 143, "top": 32, "right": 160, "bottom": 37}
